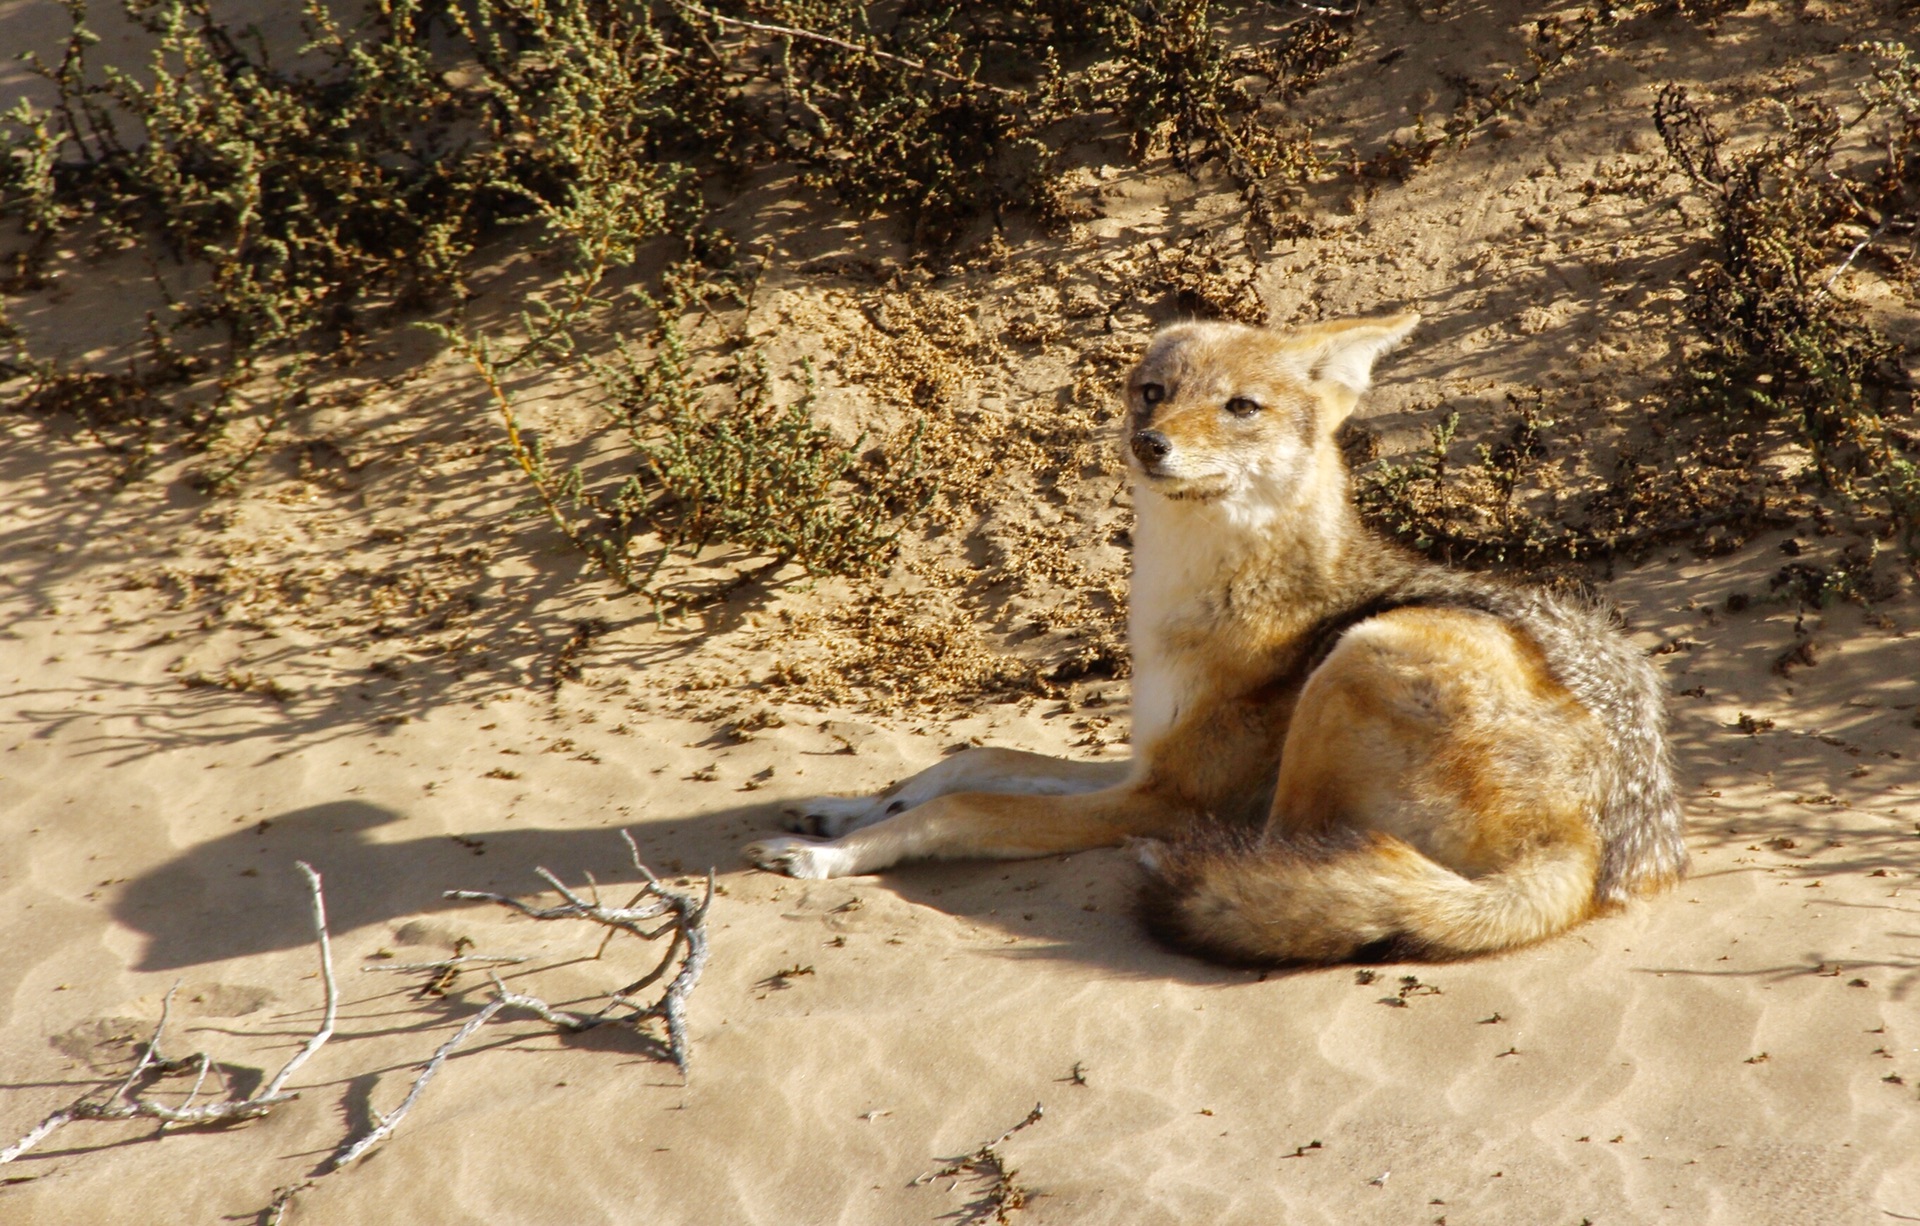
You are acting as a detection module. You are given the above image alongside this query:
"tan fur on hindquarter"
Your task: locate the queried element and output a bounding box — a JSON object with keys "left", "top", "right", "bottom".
{"left": 1274, "top": 607, "right": 1602, "bottom": 875}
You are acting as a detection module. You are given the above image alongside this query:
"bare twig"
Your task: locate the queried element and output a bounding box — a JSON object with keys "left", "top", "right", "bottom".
{"left": 671, "top": 1, "right": 1020, "bottom": 97}
{"left": 263, "top": 1180, "right": 315, "bottom": 1226}
{"left": 335, "top": 835, "right": 712, "bottom": 1162}
{"left": 490, "top": 979, "right": 598, "bottom": 1031}
{"left": 915, "top": 1102, "right": 1045, "bottom": 1184}
{"left": 258, "top": 862, "right": 338, "bottom": 1101}
{"left": 363, "top": 954, "right": 530, "bottom": 974}
{"left": 1820, "top": 209, "right": 1914, "bottom": 296}
{"left": 446, "top": 865, "right": 673, "bottom": 941}
{"left": 332, "top": 998, "right": 511, "bottom": 1169}
{"left": 443, "top": 831, "right": 712, "bottom": 1074}
{"left": 593, "top": 886, "right": 652, "bottom": 961}
{"left": 0, "top": 862, "right": 337, "bottom": 1165}
{"left": 622, "top": 832, "right": 712, "bottom": 1075}
{"left": 0, "top": 1109, "right": 76, "bottom": 1166}
{"left": 168, "top": 1050, "right": 215, "bottom": 1124}
{"left": 363, "top": 951, "right": 531, "bottom": 997}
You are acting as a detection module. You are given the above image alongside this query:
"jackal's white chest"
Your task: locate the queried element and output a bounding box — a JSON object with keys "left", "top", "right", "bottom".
{"left": 1126, "top": 643, "right": 1197, "bottom": 756}
{"left": 1126, "top": 501, "right": 1243, "bottom": 753}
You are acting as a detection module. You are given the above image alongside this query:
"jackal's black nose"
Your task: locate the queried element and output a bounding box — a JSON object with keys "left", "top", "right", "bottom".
{"left": 1130, "top": 429, "right": 1172, "bottom": 465}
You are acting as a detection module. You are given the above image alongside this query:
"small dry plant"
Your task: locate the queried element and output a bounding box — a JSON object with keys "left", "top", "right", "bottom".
{"left": 1655, "top": 43, "right": 1920, "bottom": 549}
{"left": 442, "top": 310, "right": 929, "bottom": 597}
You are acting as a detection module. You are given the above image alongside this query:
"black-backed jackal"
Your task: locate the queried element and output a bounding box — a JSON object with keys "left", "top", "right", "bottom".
{"left": 746, "top": 313, "right": 1686, "bottom": 964}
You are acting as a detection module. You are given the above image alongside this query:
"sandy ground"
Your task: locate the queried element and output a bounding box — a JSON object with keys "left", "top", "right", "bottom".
{"left": 4, "top": 486, "right": 1919, "bottom": 1224}
{"left": 4, "top": 1, "right": 1920, "bottom": 1223}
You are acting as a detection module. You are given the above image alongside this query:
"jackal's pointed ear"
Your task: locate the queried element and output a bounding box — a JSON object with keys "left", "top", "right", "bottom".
{"left": 1288, "top": 312, "right": 1420, "bottom": 396}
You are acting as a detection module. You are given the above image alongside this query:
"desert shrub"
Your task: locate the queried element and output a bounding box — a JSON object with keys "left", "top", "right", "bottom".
{"left": 1066, "top": 0, "right": 1343, "bottom": 228}
{"left": 694, "top": 0, "right": 1348, "bottom": 239}
{"left": 1358, "top": 6, "right": 1639, "bottom": 186}
{"left": 443, "top": 312, "right": 926, "bottom": 596}
{"left": 1, "top": 0, "right": 1358, "bottom": 593}
{"left": 595, "top": 325, "right": 926, "bottom": 584}
{"left": 2, "top": 0, "right": 1351, "bottom": 351}
{"left": 1355, "top": 396, "right": 1586, "bottom": 566}
{"left": 1769, "top": 540, "right": 1899, "bottom": 609}
{"left": 1655, "top": 45, "right": 1919, "bottom": 545}
{"left": 1356, "top": 37, "right": 1920, "bottom": 571}
{"left": 1352, "top": 389, "right": 1793, "bottom": 568}
{"left": 744, "top": 3, "right": 1034, "bottom": 244}
{"left": 5, "top": 0, "right": 721, "bottom": 347}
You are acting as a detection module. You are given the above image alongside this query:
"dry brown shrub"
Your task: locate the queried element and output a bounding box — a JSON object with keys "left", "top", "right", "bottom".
{"left": 766, "top": 590, "right": 1037, "bottom": 710}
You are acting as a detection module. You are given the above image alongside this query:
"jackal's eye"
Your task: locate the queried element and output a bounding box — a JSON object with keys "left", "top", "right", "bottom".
{"left": 1138, "top": 382, "right": 1164, "bottom": 405}
{"left": 1225, "top": 396, "right": 1261, "bottom": 417}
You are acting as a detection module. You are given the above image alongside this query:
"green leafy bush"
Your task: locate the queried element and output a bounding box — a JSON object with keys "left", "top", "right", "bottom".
{"left": 443, "top": 313, "right": 925, "bottom": 595}
{"left": 1, "top": 0, "right": 1352, "bottom": 591}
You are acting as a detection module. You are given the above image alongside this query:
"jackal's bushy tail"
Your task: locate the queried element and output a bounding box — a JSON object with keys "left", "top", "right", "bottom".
{"left": 1138, "top": 826, "right": 1599, "bottom": 964}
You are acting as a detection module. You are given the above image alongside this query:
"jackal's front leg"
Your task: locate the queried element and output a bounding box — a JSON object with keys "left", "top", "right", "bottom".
{"left": 781, "top": 747, "right": 1130, "bottom": 837}
{"left": 747, "top": 785, "right": 1187, "bottom": 879}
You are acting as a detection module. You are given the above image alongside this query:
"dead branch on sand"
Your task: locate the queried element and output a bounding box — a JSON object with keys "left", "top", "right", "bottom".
{"left": 1, "top": 835, "right": 712, "bottom": 1218}
{"left": 0, "top": 861, "right": 339, "bottom": 1165}
{"left": 362, "top": 946, "right": 530, "bottom": 997}
{"left": 330, "top": 992, "right": 512, "bottom": 1169}
{"left": 442, "top": 829, "right": 713, "bottom": 1075}
{"left": 333, "top": 831, "right": 711, "bottom": 1169}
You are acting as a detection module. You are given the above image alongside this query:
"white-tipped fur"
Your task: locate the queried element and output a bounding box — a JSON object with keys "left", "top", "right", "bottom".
{"left": 741, "top": 837, "right": 860, "bottom": 880}
{"left": 781, "top": 748, "right": 1128, "bottom": 839}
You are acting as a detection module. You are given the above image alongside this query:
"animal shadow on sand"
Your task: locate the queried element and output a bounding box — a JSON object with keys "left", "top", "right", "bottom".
{"left": 112, "top": 799, "right": 1246, "bottom": 984}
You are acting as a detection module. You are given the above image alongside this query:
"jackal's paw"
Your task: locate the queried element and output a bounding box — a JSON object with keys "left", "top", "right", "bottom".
{"left": 744, "top": 835, "right": 859, "bottom": 880}
{"left": 1125, "top": 837, "right": 1168, "bottom": 875}
{"left": 779, "top": 795, "right": 879, "bottom": 837}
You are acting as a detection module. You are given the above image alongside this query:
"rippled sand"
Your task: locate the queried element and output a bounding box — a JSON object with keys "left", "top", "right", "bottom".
{"left": 3, "top": 527, "right": 1917, "bottom": 1224}
{"left": 5, "top": 1, "right": 1920, "bottom": 1218}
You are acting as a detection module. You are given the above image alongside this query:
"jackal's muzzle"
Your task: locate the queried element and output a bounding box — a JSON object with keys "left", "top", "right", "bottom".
{"left": 1129, "top": 428, "right": 1172, "bottom": 469}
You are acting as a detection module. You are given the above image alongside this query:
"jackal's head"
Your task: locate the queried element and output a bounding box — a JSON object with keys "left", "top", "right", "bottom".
{"left": 1123, "top": 313, "right": 1419, "bottom": 510}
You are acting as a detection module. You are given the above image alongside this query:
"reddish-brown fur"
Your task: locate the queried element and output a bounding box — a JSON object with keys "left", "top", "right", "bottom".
{"left": 746, "top": 313, "right": 1682, "bottom": 964}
